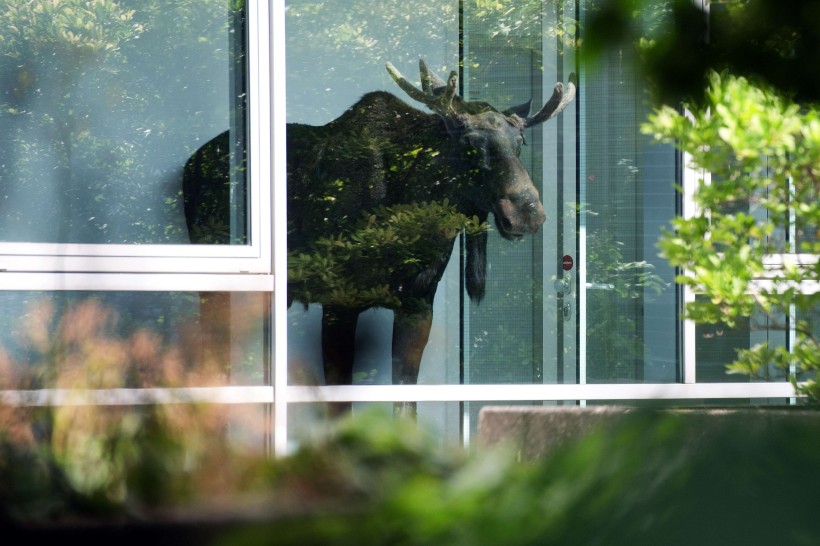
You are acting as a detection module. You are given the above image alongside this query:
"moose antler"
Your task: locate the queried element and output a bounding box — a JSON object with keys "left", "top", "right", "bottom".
{"left": 419, "top": 58, "right": 447, "bottom": 94}
{"left": 386, "top": 60, "right": 459, "bottom": 115}
{"left": 523, "top": 73, "right": 577, "bottom": 128}
{"left": 387, "top": 60, "right": 577, "bottom": 124}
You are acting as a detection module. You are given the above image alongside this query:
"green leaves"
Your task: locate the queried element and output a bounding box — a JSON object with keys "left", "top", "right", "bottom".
{"left": 0, "top": 0, "right": 142, "bottom": 60}
{"left": 647, "top": 72, "right": 820, "bottom": 395}
{"left": 288, "top": 201, "right": 488, "bottom": 308}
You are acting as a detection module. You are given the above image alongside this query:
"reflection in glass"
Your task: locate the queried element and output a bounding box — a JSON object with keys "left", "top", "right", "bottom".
{"left": 286, "top": 0, "right": 680, "bottom": 401}
{"left": 286, "top": 0, "right": 575, "bottom": 412}
{"left": 3, "top": 402, "right": 270, "bottom": 510}
{"left": 288, "top": 402, "right": 461, "bottom": 450}
{"left": 462, "top": 3, "right": 561, "bottom": 387}
{"left": 0, "top": 291, "right": 270, "bottom": 389}
{"left": 579, "top": 3, "right": 678, "bottom": 384}
{"left": 695, "top": 298, "right": 787, "bottom": 383}
{"left": 286, "top": 0, "right": 464, "bottom": 396}
{"left": 792, "top": 296, "right": 818, "bottom": 384}
{"left": 0, "top": 0, "right": 247, "bottom": 244}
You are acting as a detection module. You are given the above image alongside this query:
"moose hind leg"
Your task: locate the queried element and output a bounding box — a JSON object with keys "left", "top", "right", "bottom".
{"left": 321, "top": 306, "right": 360, "bottom": 416}
{"left": 391, "top": 305, "right": 433, "bottom": 419}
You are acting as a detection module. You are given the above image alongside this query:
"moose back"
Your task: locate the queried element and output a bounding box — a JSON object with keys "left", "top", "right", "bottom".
{"left": 183, "top": 60, "right": 576, "bottom": 412}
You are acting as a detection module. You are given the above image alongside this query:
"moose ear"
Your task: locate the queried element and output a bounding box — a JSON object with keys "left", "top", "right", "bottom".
{"left": 504, "top": 99, "right": 532, "bottom": 119}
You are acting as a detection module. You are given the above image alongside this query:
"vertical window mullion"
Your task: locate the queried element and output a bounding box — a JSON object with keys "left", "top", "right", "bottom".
{"left": 681, "top": 138, "right": 703, "bottom": 384}
{"left": 269, "top": 0, "right": 289, "bottom": 457}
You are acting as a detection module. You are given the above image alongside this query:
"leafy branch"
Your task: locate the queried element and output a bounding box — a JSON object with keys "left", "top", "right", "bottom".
{"left": 647, "top": 72, "right": 820, "bottom": 400}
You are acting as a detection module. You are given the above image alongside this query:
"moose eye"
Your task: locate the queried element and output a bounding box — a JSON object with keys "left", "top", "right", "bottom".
{"left": 515, "top": 134, "right": 526, "bottom": 156}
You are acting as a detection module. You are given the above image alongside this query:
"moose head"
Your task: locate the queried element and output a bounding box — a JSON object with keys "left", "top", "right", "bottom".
{"left": 386, "top": 59, "right": 576, "bottom": 241}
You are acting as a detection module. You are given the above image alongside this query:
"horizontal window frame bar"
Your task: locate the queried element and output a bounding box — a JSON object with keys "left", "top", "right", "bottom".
{"left": 1, "top": 386, "right": 274, "bottom": 406}
{"left": 1, "top": 382, "right": 800, "bottom": 407}
{"left": 0, "top": 272, "right": 274, "bottom": 292}
{"left": 0, "top": 243, "right": 261, "bottom": 259}
{"left": 284, "top": 383, "right": 799, "bottom": 403}
{"left": 749, "top": 279, "right": 820, "bottom": 295}
{"left": 0, "top": 254, "right": 270, "bottom": 274}
{"left": 762, "top": 253, "right": 819, "bottom": 270}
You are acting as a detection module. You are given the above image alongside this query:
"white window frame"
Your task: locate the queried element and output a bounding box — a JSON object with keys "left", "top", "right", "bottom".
{"left": 0, "top": 0, "right": 272, "bottom": 277}
{"left": 0, "top": 0, "right": 278, "bottom": 449}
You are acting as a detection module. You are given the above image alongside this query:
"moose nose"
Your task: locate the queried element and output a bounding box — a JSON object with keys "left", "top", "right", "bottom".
{"left": 530, "top": 200, "right": 546, "bottom": 228}
{"left": 495, "top": 196, "right": 546, "bottom": 238}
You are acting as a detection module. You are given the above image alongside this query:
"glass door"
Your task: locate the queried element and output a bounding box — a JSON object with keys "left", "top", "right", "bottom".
{"left": 460, "top": 0, "right": 579, "bottom": 430}
{"left": 577, "top": 33, "right": 680, "bottom": 386}
{"left": 460, "top": 0, "right": 681, "bottom": 424}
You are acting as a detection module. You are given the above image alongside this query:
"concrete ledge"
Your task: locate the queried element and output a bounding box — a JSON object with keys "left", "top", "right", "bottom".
{"left": 477, "top": 405, "right": 820, "bottom": 459}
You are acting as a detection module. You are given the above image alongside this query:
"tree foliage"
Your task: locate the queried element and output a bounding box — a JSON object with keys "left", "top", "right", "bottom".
{"left": 646, "top": 72, "right": 820, "bottom": 399}
{"left": 0, "top": 0, "right": 243, "bottom": 243}
{"left": 289, "top": 201, "right": 486, "bottom": 309}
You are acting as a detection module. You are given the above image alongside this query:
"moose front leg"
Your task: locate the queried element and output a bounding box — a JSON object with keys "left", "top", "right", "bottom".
{"left": 321, "top": 305, "right": 362, "bottom": 416}
{"left": 391, "top": 303, "right": 434, "bottom": 419}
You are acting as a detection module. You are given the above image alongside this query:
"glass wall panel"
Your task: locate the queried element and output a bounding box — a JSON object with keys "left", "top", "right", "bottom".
{"left": 691, "top": 165, "right": 801, "bottom": 384}
{"left": 461, "top": 0, "right": 679, "bottom": 388}
{"left": 287, "top": 402, "right": 462, "bottom": 452}
{"left": 285, "top": 0, "right": 680, "bottom": 403}
{"left": 0, "top": 291, "right": 270, "bottom": 389}
{"left": 793, "top": 295, "right": 818, "bottom": 384}
{"left": 694, "top": 298, "right": 788, "bottom": 383}
{"left": 578, "top": 4, "right": 678, "bottom": 384}
{"left": 285, "top": 0, "right": 462, "bottom": 397}
{"left": 0, "top": 0, "right": 247, "bottom": 244}
{"left": 3, "top": 403, "right": 270, "bottom": 494}
{"left": 461, "top": 4, "right": 550, "bottom": 387}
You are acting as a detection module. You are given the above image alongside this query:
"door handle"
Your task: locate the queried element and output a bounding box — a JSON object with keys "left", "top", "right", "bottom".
{"left": 553, "top": 273, "right": 573, "bottom": 296}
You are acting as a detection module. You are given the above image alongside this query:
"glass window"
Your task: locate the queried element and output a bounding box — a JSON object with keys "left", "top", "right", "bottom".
{"left": 284, "top": 0, "right": 679, "bottom": 416}
{"left": 578, "top": 45, "right": 679, "bottom": 384}
{"left": 694, "top": 300, "right": 788, "bottom": 383}
{"left": 0, "top": 0, "right": 247, "bottom": 245}
{"left": 3, "top": 1, "right": 813, "bottom": 457}
{"left": 796, "top": 298, "right": 820, "bottom": 383}
{"left": 285, "top": 0, "right": 463, "bottom": 393}
{"left": 687, "top": 167, "right": 800, "bottom": 385}
{"left": 0, "top": 291, "right": 270, "bottom": 389}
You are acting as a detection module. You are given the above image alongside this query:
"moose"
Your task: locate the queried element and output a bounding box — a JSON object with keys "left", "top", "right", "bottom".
{"left": 183, "top": 60, "right": 575, "bottom": 414}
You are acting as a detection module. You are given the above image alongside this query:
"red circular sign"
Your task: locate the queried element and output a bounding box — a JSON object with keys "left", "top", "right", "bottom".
{"left": 562, "top": 255, "right": 574, "bottom": 271}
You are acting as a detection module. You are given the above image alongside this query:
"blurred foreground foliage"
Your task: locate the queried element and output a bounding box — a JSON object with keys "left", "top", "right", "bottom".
{"left": 3, "top": 406, "right": 820, "bottom": 545}
{"left": 585, "top": 0, "right": 820, "bottom": 105}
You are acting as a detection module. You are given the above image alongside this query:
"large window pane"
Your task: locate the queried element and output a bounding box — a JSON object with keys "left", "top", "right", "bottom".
{"left": 285, "top": 0, "right": 462, "bottom": 392}
{"left": 0, "top": 291, "right": 270, "bottom": 389}
{"left": 0, "top": 0, "right": 247, "bottom": 244}
{"left": 284, "top": 0, "right": 680, "bottom": 399}
{"left": 579, "top": 36, "right": 679, "bottom": 384}
{"left": 461, "top": 4, "right": 551, "bottom": 386}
